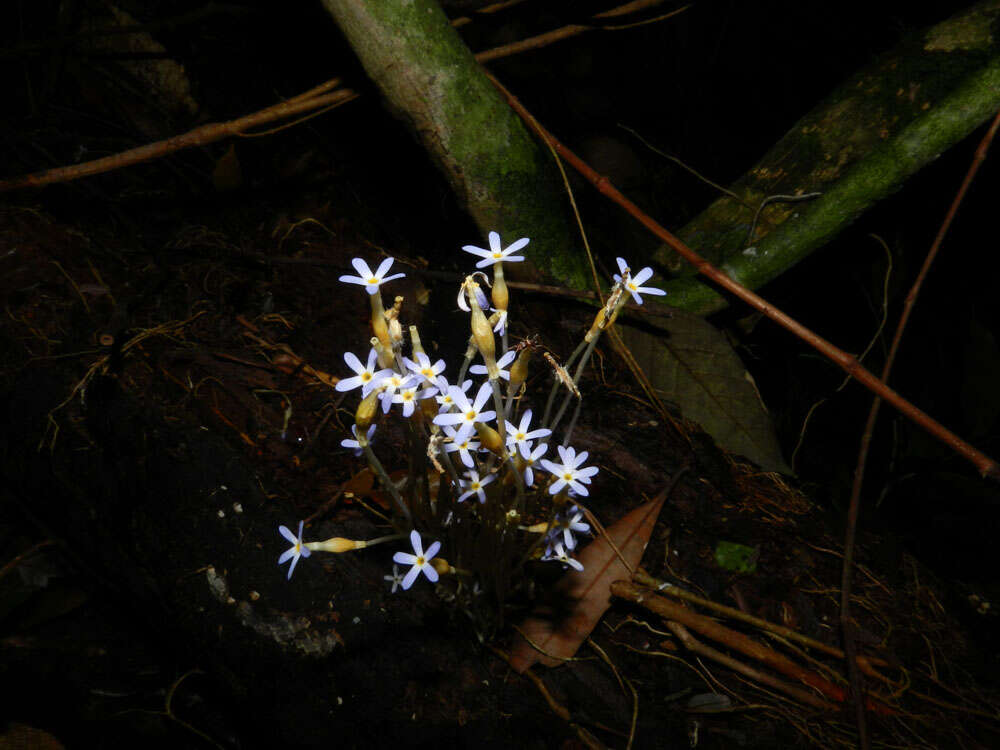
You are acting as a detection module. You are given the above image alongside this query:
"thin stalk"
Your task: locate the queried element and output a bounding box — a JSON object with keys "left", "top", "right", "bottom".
{"left": 362, "top": 442, "right": 411, "bottom": 521}
{"left": 542, "top": 339, "right": 587, "bottom": 427}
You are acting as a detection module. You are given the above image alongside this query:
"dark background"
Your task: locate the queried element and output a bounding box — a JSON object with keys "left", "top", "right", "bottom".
{"left": 2, "top": 0, "right": 999, "bottom": 746}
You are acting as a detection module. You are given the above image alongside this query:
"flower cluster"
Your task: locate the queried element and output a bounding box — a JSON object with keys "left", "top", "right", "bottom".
{"left": 274, "top": 236, "right": 665, "bottom": 606}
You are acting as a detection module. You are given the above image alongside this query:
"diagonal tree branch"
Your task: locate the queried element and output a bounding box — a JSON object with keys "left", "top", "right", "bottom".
{"left": 488, "top": 71, "right": 1000, "bottom": 481}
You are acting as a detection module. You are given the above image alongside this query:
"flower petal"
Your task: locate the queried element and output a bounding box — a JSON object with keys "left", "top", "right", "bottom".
{"left": 343, "top": 350, "right": 364, "bottom": 374}
{"left": 409, "top": 529, "right": 423, "bottom": 558}
{"left": 632, "top": 266, "right": 654, "bottom": 286}
{"left": 401, "top": 565, "right": 420, "bottom": 590}
{"left": 374, "top": 257, "right": 395, "bottom": 279}
{"left": 506, "top": 237, "right": 530, "bottom": 254}
{"left": 351, "top": 257, "right": 373, "bottom": 278}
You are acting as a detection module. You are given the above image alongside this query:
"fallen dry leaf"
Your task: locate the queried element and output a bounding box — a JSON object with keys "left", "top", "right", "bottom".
{"left": 508, "top": 486, "right": 670, "bottom": 672}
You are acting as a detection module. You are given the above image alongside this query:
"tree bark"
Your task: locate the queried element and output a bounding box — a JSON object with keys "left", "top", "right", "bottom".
{"left": 659, "top": 0, "right": 1000, "bottom": 314}
{"left": 320, "top": 0, "right": 588, "bottom": 288}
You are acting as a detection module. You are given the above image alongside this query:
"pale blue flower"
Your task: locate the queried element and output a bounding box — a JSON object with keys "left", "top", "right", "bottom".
{"left": 542, "top": 540, "right": 584, "bottom": 572}
{"left": 335, "top": 348, "right": 393, "bottom": 396}
{"left": 392, "top": 379, "right": 438, "bottom": 417}
{"left": 470, "top": 349, "right": 516, "bottom": 381}
{"left": 612, "top": 257, "right": 666, "bottom": 306}
{"left": 384, "top": 564, "right": 405, "bottom": 593}
{"left": 539, "top": 445, "right": 599, "bottom": 496}
{"left": 457, "top": 470, "right": 494, "bottom": 504}
{"left": 339, "top": 257, "right": 405, "bottom": 295}
{"left": 551, "top": 505, "right": 591, "bottom": 550}
{"left": 491, "top": 309, "right": 508, "bottom": 335}
{"left": 520, "top": 442, "right": 548, "bottom": 486}
{"left": 392, "top": 530, "right": 441, "bottom": 590}
{"left": 462, "top": 232, "right": 529, "bottom": 269}
{"left": 442, "top": 425, "right": 481, "bottom": 469}
{"left": 341, "top": 424, "right": 376, "bottom": 456}
{"left": 503, "top": 409, "right": 552, "bottom": 458}
{"left": 278, "top": 521, "right": 311, "bottom": 580}
{"left": 434, "top": 376, "right": 471, "bottom": 411}
{"left": 378, "top": 372, "right": 416, "bottom": 413}
{"left": 432, "top": 381, "right": 495, "bottom": 443}
{"left": 403, "top": 352, "right": 446, "bottom": 385}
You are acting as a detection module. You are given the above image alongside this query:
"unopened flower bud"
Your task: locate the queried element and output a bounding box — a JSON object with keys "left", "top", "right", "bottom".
{"left": 307, "top": 537, "right": 367, "bottom": 553}
{"left": 491, "top": 263, "right": 509, "bottom": 312}
{"left": 474, "top": 421, "right": 505, "bottom": 457}
{"left": 509, "top": 348, "right": 531, "bottom": 392}
{"left": 368, "top": 292, "right": 391, "bottom": 351}
{"left": 431, "top": 558, "right": 454, "bottom": 576}
{"left": 521, "top": 520, "right": 551, "bottom": 534}
{"left": 355, "top": 390, "right": 380, "bottom": 430}
{"left": 469, "top": 295, "right": 496, "bottom": 372}
{"left": 420, "top": 396, "right": 438, "bottom": 421}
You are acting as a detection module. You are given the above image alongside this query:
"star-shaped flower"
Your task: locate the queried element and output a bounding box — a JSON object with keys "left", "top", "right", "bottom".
{"left": 335, "top": 348, "right": 393, "bottom": 396}
{"left": 461, "top": 231, "right": 529, "bottom": 269}
{"left": 341, "top": 424, "right": 376, "bottom": 456}
{"left": 551, "top": 505, "right": 591, "bottom": 550}
{"left": 612, "top": 257, "right": 666, "bottom": 306}
{"left": 403, "top": 352, "right": 447, "bottom": 386}
{"left": 392, "top": 530, "right": 441, "bottom": 590}
{"left": 378, "top": 372, "right": 416, "bottom": 413}
{"left": 392, "top": 379, "right": 437, "bottom": 417}
{"left": 384, "top": 563, "right": 405, "bottom": 593}
{"left": 457, "top": 469, "right": 495, "bottom": 504}
{"left": 520, "top": 442, "right": 549, "bottom": 486}
{"left": 541, "top": 540, "right": 584, "bottom": 572}
{"left": 434, "top": 376, "right": 471, "bottom": 410}
{"left": 504, "top": 409, "right": 552, "bottom": 458}
{"left": 339, "top": 257, "right": 406, "bottom": 296}
{"left": 470, "top": 349, "right": 516, "bottom": 381}
{"left": 278, "top": 521, "right": 311, "bottom": 580}
{"left": 442, "top": 425, "right": 481, "bottom": 468}
{"left": 432, "top": 381, "right": 496, "bottom": 443}
{"left": 539, "top": 445, "right": 599, "bottom": 496}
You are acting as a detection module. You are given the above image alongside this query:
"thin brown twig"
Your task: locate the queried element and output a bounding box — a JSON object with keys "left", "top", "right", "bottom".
{"left": 0, "top": 87, "right": 360, "bottom": 192}
{"left": 487, "top": 71, "right": 1000, "bottom": 481}
{"left": 611, "top": 581, "right": 895, "bottom": 714}
{"left": 631, "top": 569, "right": 890, "bottom": 676}
{"left": 665, "top": 620, "right": 835, "bottom": 711}
{"left": 838, "top": 106, "right": 1000, "bottom": 750}
{"left": 0, "top": 0, "right": 685, "bottom": 193}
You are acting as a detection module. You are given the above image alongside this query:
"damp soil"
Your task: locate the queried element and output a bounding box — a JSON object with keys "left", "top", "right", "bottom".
{"left": 0, "top": 190, "right": 997, "bottom": 749}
